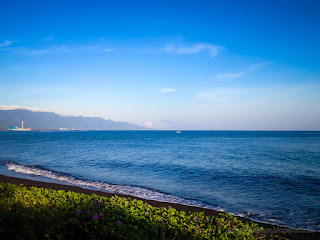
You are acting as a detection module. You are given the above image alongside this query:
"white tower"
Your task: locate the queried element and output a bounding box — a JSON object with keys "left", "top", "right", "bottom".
{"left": 22, "top": 120, "right": 24, "bottom": 130}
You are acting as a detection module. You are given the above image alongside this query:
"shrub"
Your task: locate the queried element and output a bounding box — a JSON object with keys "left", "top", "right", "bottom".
{"left": 0, "top": 182, "right": 285, "bottom": 239}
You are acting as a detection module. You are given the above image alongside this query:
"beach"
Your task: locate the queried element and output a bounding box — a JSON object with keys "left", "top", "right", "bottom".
{"left": 1, "top": 174, "right": 319, "bottom": 240}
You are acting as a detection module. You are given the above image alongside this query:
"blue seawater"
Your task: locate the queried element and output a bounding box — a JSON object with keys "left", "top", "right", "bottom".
{"left": 0, "top": 131, "right": 319, "bottom": 231}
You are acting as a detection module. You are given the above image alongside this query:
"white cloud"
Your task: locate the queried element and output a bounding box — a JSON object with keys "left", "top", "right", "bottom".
{"left": 0, "top": 105, "right": 41, "bottom": 111}
{"left": 162, "top": 42, "right": 221, "bottom": 57}
{"left": 159, "top": 88, "right": 176, "bottom": 93}
{"left": 249, "top": 61, "right": 272, "bottom": 70}
{"left": 14, "top": 46, "right": 71, "bottom": 55}
{"left": 144, "top": 121, "right": 153, "bottom": 128}
{"left": 215, "top": 72, "right": 245, "bottom": 79}
{"left": 213, "top": 61, "right": 271, "bottom": 80}
{"left": 163, "top": 43, "right": 175, "bottom": 52}
{"left": 0, "top": 40, "right": 14, "bottom": 47}
{"left": 103, "top": 48, "right": 114, "bottom": 52}
{"left": 12, "top": 44, "right": 113, "bottom": 55}
{"left": 177, "top": 43, "right": 220, "bottom": 57}
{"left": 74, "top": 44, "right": 114, "bottom": 52}
{"left": 80, "top": 44, "right": 103, "bottom": 49}
{"left": 143, "top": 120, "right": 169, "bottom": 129}
{"left": 42, "top": 35, "right": 54, "bottom": 42}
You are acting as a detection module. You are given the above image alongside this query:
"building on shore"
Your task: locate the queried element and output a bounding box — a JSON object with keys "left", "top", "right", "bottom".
{"left": 8, "top": 120, "right": 31, "bottom": 131}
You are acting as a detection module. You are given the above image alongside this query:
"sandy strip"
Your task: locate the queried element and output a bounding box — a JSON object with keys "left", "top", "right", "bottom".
{"left": 0, "top": 174, "right": 319, "bottom": 240}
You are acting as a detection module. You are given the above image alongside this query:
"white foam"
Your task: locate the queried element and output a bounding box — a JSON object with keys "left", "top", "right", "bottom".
{"left": 5, "top": 162, "right": 217, "bottom": 209}
{"left": 4, "top": 162, "right": 320, "bottom": 232}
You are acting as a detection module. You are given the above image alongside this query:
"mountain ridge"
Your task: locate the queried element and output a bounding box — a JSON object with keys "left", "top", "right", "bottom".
{"left": 0, "top": 109, "right": 146, "bottom": 130}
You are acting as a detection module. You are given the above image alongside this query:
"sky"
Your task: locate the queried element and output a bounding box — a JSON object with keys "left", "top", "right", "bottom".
{"left": 0, "top": 0, "right": 320, "bottom": 130}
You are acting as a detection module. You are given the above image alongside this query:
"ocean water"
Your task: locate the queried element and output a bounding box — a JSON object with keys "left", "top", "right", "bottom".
{"left": 0, "top": 131, "right": 319, "bottom": 231}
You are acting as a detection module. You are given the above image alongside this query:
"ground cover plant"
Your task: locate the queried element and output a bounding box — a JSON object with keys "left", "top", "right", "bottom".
{"left": 0, "top": 182, "right": 285, "bottom": 239}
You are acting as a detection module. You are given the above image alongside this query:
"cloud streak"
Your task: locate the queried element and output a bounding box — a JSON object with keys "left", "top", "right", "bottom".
{"left": 215, "top": 72, "right": 245, "bottom": 79}
{"left": 249, "top": 61, "right": 273, "bottom": 70}
{"left": 42, "top": 35, "right": 54, "bottom": 42}
{"left": 4, "top": 43, "right": 115, "bottom": 55}
{"left": 163, "top": 43, "right": 221, "bottom": 57}
{"left": 0, "top": 40, "right": 14, "bottom": 47}
{"left": 12, "top": 46, "right": 71, "bottom": 55}
{"left": 0, "top": 105, "right": 41, "bottom": 111}
{"left": 214, "top": 61, "right": 272, "bottom": 81}
{"left": 103, "top": 48, "right": 114, "bottom": 52}
{"left": 159, "top": 88, "right": 176, "bottom": 93}
{"left": 144, "top": 120, "right": 169, "bottom": 129}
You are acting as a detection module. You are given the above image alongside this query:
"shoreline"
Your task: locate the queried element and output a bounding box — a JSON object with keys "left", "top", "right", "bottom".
{"left": 1, "top": 174, "right": 319, "bottom": 240}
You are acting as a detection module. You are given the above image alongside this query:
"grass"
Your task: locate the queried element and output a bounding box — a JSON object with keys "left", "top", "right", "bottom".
{"left": 0, "top": 182, "right": 286, "bottom": 239}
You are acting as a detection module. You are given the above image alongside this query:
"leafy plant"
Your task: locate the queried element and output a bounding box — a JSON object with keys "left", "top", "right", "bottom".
{"left": 0, "top": 182, "right": 285, "bottom": 239}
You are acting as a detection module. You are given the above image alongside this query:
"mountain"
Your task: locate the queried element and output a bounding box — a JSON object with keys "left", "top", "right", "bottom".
{"left": 0, "top": 109, "right": 146, "bottom": 130}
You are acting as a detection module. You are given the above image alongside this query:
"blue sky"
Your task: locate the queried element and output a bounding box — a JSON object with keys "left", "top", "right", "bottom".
{"left": 1, "top": 0, "right": 320, "bottom": 130}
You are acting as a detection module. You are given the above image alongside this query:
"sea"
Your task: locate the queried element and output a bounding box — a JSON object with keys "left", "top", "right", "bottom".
{"left": 0, "top": 131, "right": 319, "bottom": 231}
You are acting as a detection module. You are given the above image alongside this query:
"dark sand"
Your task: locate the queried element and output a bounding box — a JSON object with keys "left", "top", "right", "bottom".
{"left": 1, "top": 174, "right": 319, "bottom": 240}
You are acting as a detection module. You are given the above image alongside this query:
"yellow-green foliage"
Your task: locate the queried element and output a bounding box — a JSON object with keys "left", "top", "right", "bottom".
{"left": 0, "top": 182, "right": 282, "bottom": 239}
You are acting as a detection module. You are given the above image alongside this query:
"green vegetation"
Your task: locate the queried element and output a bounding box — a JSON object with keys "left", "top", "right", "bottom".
{"left": 0, "top": 182, "right": 284, "bottom": 239}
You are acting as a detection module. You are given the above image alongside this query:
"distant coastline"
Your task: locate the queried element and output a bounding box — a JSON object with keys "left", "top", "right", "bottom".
{"left": 0, "top": 109, "right": 147, "bottom": 130}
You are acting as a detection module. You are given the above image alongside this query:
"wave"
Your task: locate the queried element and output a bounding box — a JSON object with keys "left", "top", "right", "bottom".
{"left": 4, "top": 162, "right": 319, "bottom": 231}
{"left": 4, "top": 162, "right": 223, "bottom": 211}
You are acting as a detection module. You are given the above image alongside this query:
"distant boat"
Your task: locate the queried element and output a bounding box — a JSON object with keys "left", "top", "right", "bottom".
{"left": 176, "top": 130, "right": 182, "bottom": 133}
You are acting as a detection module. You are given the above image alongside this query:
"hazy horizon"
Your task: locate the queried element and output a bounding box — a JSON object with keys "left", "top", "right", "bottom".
{"left": 1, "top": 1, "right": 320, "bottom": 130}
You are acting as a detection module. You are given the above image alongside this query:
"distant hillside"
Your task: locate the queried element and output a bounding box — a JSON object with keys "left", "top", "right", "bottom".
{"left": 0, "top": 109, "right": 146, "bottom": 130}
